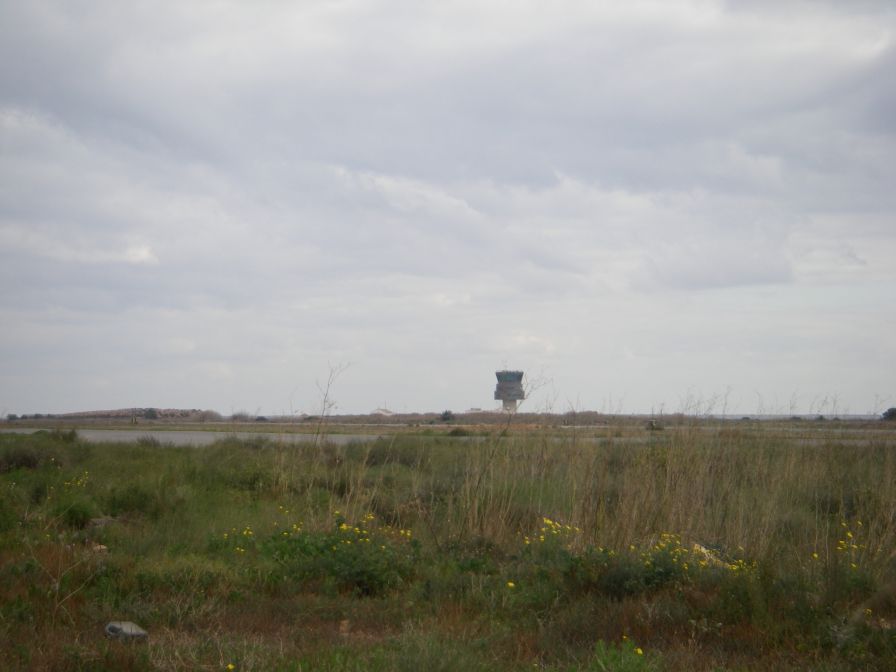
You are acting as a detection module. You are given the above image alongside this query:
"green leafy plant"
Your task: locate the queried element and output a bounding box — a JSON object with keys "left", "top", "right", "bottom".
{"left": 261, "top": 514, "right": 418, "bottom": 596}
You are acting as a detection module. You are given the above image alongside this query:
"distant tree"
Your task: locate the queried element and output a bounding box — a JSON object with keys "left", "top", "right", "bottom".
{"left": 440, "top": 410, "right": 455, "bottom": 422}
{"left": 6, "top": 414, "right": 17, "bottom": 421}
{"left": 197, "top": 410, "right": 223, "bottom": 423}
{"left": 883, "top": 408, "right": 896, "bottom": 421}
{"left": 143, "top": 408, "right": 159, "bottom": 420}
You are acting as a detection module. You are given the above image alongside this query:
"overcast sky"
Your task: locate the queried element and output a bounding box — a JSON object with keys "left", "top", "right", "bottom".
{"left": 1, "top": 1, "right": 894, "bottom": 417}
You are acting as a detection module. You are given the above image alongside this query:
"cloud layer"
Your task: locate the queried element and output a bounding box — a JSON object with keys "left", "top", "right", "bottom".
{"left": 2, "top": 1, "right": 894, "bottom": 415}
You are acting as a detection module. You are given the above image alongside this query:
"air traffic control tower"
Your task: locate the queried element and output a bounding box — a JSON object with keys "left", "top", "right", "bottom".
{"left": 494, "top": 370, "right": 525, "bottom": 412}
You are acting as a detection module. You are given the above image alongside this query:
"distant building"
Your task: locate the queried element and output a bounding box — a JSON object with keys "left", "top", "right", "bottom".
{"left": 494, "top": 370, "right": 525, "bottom": 412}
{"left": 371, "top": 408, "right": 394, "bottom": 416}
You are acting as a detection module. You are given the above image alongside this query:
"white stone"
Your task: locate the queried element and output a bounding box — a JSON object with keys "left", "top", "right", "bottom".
{"left": 105, "top": 621, "right": 148, "bottom": 640}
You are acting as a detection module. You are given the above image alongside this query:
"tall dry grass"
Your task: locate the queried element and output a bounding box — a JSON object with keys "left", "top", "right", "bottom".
{"left": 267, "top": 420, "right": 896, "bottom": 576}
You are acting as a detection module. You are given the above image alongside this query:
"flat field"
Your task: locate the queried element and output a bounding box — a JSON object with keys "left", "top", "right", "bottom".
{"left": 1, "top": 419, "right": 895, "bottom": 670}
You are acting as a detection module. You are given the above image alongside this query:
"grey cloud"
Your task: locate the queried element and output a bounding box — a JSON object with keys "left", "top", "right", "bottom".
{"left": 642, "top": 241, "right": 794, "bottom": 290}
{"left": 1, "top": 1, "right": 894, "bottom": 415}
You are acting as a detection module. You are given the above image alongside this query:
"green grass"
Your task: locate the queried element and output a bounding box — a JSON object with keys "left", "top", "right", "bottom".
{"left": 1, "top": 423, "right": 895, "bottom": 670}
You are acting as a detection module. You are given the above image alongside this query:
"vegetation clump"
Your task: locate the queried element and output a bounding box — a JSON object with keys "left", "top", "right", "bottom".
{"left": 0, "top": 423, "right": 895, "bottom": 670}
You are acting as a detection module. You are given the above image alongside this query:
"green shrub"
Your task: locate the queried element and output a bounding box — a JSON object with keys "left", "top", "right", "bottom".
{"left": 595, "top": 555, "right": 648, "bottom": 599}
{"left": 29, "top": 481, "right": 48, "bottom": 505}
{"left": 54, "top": 498, "right": 95, "bottom": 529}
{"left": 705, "top": 566, "right": 767, "bottom": 627}
{"left": 641, "top": 533, "right": 690, "bottom": 589}
{"left": 261, "top": 516, "right": 418, "bottom": 596}
{"left": 359, "top": 439, "right": 423, "bottom": 467}
{"left": 50, "top": 429, "right": 78, "bottom": 443}
{"left": 104, "top": 483, "right": 163, "bottom": 519}
{"left": 0, "top": 446, "right": 40, "bottom": 472}
{"left": 566, "top": 546, "right": 613, "bottom": 593}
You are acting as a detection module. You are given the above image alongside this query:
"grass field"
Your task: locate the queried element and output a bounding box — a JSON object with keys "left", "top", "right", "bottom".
{"left": 1, "top": 419, "right": 895, "bottom": 670}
